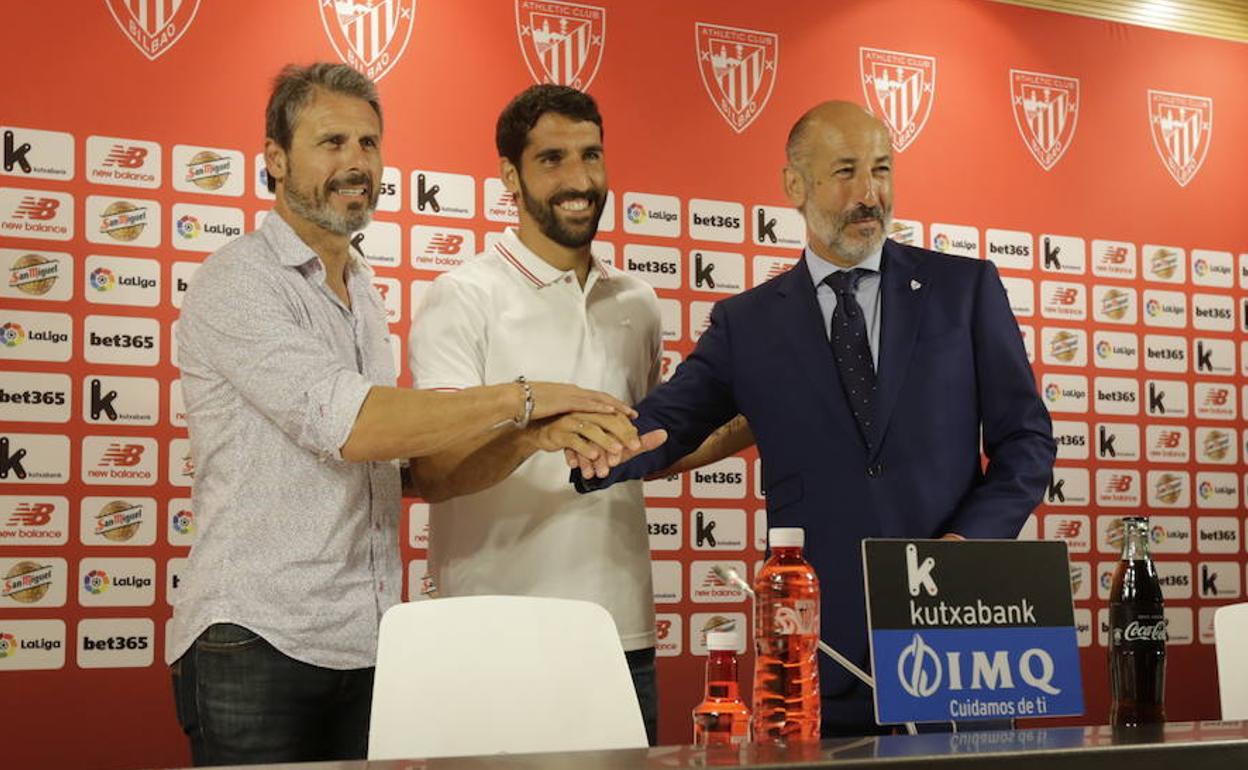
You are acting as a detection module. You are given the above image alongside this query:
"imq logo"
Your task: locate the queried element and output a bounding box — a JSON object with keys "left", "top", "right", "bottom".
{"left": 895, "top": 633, "right": 1062, "bottom": 699}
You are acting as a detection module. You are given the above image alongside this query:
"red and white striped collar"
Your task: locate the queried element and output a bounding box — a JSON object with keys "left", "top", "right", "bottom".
{"left": 494, "top": 228, "right": 610, "bottom": 288}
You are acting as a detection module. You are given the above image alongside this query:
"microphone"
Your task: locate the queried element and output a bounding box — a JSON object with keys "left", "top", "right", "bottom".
{"left": 712, "top": 564, "right": 918, "bottom": 736}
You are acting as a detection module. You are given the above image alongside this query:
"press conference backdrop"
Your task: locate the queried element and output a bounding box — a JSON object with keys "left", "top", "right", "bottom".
{"left": 0, "top": 1, "right": 1245, "bottom": 768}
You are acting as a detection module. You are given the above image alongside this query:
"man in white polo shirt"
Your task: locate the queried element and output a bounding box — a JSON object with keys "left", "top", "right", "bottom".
{"left": 409, "top": 85, "right": 667, "bottom": 743}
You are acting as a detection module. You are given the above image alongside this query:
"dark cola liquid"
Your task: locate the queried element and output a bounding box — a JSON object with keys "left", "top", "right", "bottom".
{"left": 1108, "top": 557, "right": 1166, "bottom": 726}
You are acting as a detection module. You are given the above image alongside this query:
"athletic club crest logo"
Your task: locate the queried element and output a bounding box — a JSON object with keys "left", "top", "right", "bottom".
{"left": 515, "top": 0, "right": 606, "bottom": 91}
{"left": 694, "top": 23, "right": 778, "bottom": 134}
{"left": 1148, "top": 89, "right": 1213, "bottom": 187}
{"left": 860, "top": 47, "right": 935, "bottom": 153}
{"left": 1010, "top": 69, "right": 1079, "bottom": 171}
{"left": 105, "top": 0, "right": 201, "bottom": 61}
{"left": 319, "top": 0, "right": 417, "bottom": 82}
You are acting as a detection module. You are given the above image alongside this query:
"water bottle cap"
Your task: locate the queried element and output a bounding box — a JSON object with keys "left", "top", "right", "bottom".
{"left": 769, "top": 527, "right": 804, "bottom": 548}
{"left": 706, "top": 631, "right": 739, "bottom": 651}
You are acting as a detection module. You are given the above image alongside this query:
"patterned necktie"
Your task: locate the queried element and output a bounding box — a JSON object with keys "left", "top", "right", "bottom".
{"left": 824, "top": 269, "right": 876, "bottom": 445}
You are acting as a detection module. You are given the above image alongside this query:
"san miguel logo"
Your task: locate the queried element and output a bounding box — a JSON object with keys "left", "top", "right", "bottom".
{"left": 694, "top": 23, "right": 778, "bottom": 134}
{"left": 319, "top": 0, "right": 417, "bottom": 82}
{"left": 1148, "top": 89, "right": 1213, "bottom": 187}
{"left": 106, "top": 0, "right": 201, "bottom": 61}
{"left": 860, "top": 47, "right": 935, "bottom": 152}
{"left": 1010, "top": 70, "right": 1079, "bottom": 171}
{"left": 515, "top": 0, "right": 606, "bottom": 91}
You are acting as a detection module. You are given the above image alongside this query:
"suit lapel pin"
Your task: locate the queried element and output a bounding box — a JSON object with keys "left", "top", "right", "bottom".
{"left": 910, "top": 279, "right": 922, "bottom": 291}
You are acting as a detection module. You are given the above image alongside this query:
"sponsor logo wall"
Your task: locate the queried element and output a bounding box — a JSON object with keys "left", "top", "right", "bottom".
{"left": 1, "top": 0, "right": 1246, "bottom": 760}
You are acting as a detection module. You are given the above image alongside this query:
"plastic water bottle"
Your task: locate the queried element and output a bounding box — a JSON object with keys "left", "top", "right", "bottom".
{"left": 752, "top": 527, "right": 820, "bottom": 744}
{"left": 692, "top": 630, "right": 750, "bottom": 746}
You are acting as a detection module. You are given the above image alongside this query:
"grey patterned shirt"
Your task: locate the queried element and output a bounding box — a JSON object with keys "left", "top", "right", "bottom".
{"left": 167, "top": 212, "right": 401, "bottom": 670}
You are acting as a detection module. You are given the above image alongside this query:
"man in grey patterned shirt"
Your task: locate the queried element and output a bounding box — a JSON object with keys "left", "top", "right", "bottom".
{"left": 169, "top": 63, "right": 647, "bottom": 767}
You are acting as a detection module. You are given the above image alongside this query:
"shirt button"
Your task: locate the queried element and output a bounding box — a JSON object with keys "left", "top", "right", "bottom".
{"left": 867, "top": 463, "right": 883, "bottom": 478}
{"left": 564, "top": 275, "right": 573, "bottom": 284}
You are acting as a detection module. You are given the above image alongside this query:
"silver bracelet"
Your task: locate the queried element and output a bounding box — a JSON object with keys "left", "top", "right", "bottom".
{"left": 513, "top": 376, "right": 534, "bottom": 429}
{"left": 491, "top": 376, "right": 534, "bottom": 430}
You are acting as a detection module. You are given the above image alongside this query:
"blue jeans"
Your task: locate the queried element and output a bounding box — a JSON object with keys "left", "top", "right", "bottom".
{"left": 171, "top": 623, "right": 374, "bottom": 766}
{"left": 625, "top": 647, "right": 658, "bottom": 746}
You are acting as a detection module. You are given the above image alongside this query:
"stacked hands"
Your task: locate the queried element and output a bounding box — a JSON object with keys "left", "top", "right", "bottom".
{"left": 523, "top": 382, "right": 666, "bottom": 479}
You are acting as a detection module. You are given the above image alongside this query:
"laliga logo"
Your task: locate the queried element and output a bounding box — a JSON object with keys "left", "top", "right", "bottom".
{"left": 1145, "top": 299, "right": 1161, "bottom": 317}
{"left": 933, "top": 233, "right": 950, "bottom": 252}
{"left": 626, "top": 202, "right": 646, "bottom": 224}
{"left": 171, "top": 509, "right": 194, "bottom": 535}
{"left": 1, "top": 322, "right": 25, "bottom": 347}
{"left": 176, "top": 214, "right": 202, "bottom": 239}
{"left": 1095, "top": 340, "right": 1112, "bottom": 359}
{"left": 0, "top": 631, "right": 14, "bottom": 658}
{"left": 897, "top": 633, "right": 1061, "bottom": 698}
{"left": 83, "top": 569, "right": 110, "bottom": 595}
{"left": 1043, "top": 383, "right": 1061, "bottom": 403}
{"left": 1199, "top": 480, "right": 1214, "bottom": 500}
{"left": 90, "top": 267, "right": 116, "bottom": 292}
{"left": 1193, "top": 259, "right": 1208, "bottom": 277}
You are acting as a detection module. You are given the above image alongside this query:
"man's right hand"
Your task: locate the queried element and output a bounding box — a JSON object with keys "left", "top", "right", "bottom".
{"left": 526, "top": 382, "right": 639, "bottom": 421}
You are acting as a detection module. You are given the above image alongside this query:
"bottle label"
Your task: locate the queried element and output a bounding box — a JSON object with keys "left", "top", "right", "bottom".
{"left": 772, "top": 599, "right": 819, "bottom": 635}
{"left": 1109, "top": 608, "right": 1167, "bottom": 647}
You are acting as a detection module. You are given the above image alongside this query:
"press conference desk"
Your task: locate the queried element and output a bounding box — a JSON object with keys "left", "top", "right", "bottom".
{"left": 171, "top": 722, "right": 1248, "bottom": 770}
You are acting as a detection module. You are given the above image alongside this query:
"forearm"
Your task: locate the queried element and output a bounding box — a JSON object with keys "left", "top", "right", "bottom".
{"left": 341, "top": 384, "right": 521, "bottom": 462}
{"left": 647, "top": 415, "right": 754, "bottom": 478}
{"left": 411, "top": 427, "right": 539, "bottom": 503}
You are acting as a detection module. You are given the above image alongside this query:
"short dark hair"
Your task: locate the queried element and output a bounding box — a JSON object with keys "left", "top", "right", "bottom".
{"left": 264, "top": 63, "right": 382, "bottom": 192}
{"left": 495, "top": 85, "right": 603, "bottom": 167}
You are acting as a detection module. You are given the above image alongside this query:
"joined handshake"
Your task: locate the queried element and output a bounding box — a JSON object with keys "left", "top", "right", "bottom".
{"left": 521, "top": 382, "right": 666, "bottom": 480}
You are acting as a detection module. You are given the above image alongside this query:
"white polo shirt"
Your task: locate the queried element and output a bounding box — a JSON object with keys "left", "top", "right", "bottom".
{"left": 409, "top": 228, "right": 662, "bottom": 651}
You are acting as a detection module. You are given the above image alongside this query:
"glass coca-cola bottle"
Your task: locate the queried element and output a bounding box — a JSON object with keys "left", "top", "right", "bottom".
{"left": 1108, "top": 516, "right": 1167, "bottom": 727}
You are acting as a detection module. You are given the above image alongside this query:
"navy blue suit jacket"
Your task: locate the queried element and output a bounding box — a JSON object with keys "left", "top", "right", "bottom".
{"left": 578, "top": 239, "right": 1055, "bottom": 700}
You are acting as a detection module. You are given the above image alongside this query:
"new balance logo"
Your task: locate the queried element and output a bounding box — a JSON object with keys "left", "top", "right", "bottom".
{"left": 103, "top": 145, "right": 148, "bottom": 169}
{"left": 14, "top": 197, "right": 59, "bottom": 220}
{"left": 7, "top": 502, "right": 53, "bottom": 526}
{"left": 426, "top": 234, "right": 463, "bottom": 255}
{"left": 100, "top": 443, "right": 144, "bottom": 467}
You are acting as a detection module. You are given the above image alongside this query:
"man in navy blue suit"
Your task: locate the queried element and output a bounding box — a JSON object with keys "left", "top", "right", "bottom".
{"left": 572, "top": 101, "right": 1056, "bottom": 736}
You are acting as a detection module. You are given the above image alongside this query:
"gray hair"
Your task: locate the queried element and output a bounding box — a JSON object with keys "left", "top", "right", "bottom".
{"left": 264, "top": 63, "right": 383, "bottom": 192}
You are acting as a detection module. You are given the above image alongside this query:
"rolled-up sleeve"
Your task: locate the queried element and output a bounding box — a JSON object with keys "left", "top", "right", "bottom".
{"left": 179, "top": 254, "right": 374, "bottom": 461}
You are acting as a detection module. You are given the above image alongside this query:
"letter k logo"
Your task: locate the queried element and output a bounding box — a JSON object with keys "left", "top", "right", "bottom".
{"left": 906, "top": 543, "right": 937, "bottom": 597}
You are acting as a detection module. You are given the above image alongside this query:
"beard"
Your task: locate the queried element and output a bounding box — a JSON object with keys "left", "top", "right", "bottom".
{"left": 519, "top": 178, "right": 606, "bottom": 249}
{"left": 806, "top": 201, "right": 892, "bottom": 265}
{"left": 283, "top": 165, "right": 378, "bottom": 236}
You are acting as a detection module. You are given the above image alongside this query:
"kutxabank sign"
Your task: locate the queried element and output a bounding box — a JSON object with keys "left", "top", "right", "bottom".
{"left": 863, "top": 540, "right": 1084, "bottom": 724}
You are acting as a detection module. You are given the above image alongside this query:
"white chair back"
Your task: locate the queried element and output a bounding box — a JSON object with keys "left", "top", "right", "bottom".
{"left": 368, "top": 595, "right": 648, "bottom": 760}
{"left": 1214, "top": 602, "right": 1248, "bottom": 720}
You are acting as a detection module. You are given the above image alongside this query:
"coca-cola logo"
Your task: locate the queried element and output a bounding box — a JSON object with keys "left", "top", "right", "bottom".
{"left": 1113, "top": 619, "right": 1168, "bottom": 644}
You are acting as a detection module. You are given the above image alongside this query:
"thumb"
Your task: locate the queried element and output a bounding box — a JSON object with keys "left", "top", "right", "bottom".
{"left": 638, "top": 429, "right": 667, "bottom": 452}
